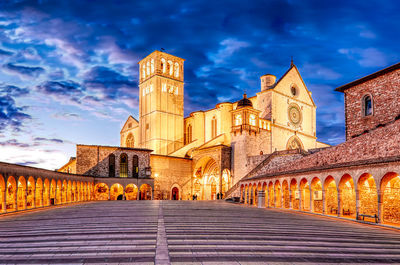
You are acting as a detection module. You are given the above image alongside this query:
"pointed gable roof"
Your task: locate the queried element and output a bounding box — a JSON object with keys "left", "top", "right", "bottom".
{"left": 120, "top": 115, "right": 139, "bottom": 133}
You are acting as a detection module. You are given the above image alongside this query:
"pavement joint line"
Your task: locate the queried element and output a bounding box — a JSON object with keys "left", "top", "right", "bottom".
{"left": 155, "top": 201, "right": 171, "bottom": 265}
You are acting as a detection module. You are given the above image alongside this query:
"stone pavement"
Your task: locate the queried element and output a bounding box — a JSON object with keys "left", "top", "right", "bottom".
{"left": 1, "top": 201, "right": 400, "bottom": 264}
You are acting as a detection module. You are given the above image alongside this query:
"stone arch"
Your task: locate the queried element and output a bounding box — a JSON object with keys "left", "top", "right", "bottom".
{"left": 170, "top": 184, "right": 181, "bottom": 200}
{"left": 139, "top": 184, "right": 152, "bottom": 200}
{"left": 50, "top": 179, "right": 56, "bottom": 205}
{"left": 56, "top": 179, "right": 62, "bottom": 204}
{"left": 67, "top": 180, "right": 72, "bottom": 203}
{"left": 17, "top": 176, "right": 27, "bottom": 210}
{"left": 0, "top": 174, "right": 5, "bottom": 212}
{"left": 110, "top": 183, "right": 124, "bottom": 200}
{"left": 125, "top": 184, "right": 138, "bottom": 200}
{"left": 339, "top": 174, "right": 356, "bottom": 217}
{"left": 221, "top": 169, "right": 231, "bottom": 196}
{"left": 324, "top": 175, "right": 338, "bottom": 215}
{"left": 94, "top": 183, "right": 109, "bottom": 200}
{"left": 380, "top": 172, "right": 400, "bottom": 224}
{"left": 43, "top": 179, "right": 50, "bottom": 206}
{"left": 62, "top": 179, "right": 67, "bottom": 203}
{"left": 244, "top": 184, "right": 248, "bottom": 204}
{"left": 6, "top": 176, "right": 17, "bottom": 211}
{"left": 290, "top": 178, "right": 298, "bottom": 210}
{"left": 299, "top": 178, "right": 310, "bottom": 211}
{"left": 286, "top": 135, "right": 304, "bottom": 150}
{"left": 240, "top": 184, "right": 244, "bottom": 202}
{"left": 274, "top": 180, "right": 281, "bottom": 208}
{"left": 357, "top": 173, "right": 378, "bottom": 216}
{"left": 268, "top": 181, "right": 274, "bottom": 207}
{"left": 27, "top": 176, "right": 35, "bottom": 209}
{"left": 36, "top": 178, "right": 43, "bottom": 207}
{"left": 193, "top": 156, "right": 220, "bottom": 200}
{"left": 311, "top": 177, "right": 323, "bottom": 213}
{"left": 72, "top": 181, "right": 76, "bottom": 202}
{"left": 126, "top": 133, "right": 134, "bottom": 148}
{"left": 262, "top": 182, "right": 267, "bottom": 207}
{"left": 282, "top": 180, "right": 289, "bottom": 209}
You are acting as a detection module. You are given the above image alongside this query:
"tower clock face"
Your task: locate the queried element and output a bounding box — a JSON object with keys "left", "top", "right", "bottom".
{"left": 288, "top": 104, "right": 302, "bottom": 127}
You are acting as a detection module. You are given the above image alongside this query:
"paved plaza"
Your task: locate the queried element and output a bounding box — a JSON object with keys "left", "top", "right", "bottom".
{"left": 1, "top": 201, "right": 400, "bottom": 264}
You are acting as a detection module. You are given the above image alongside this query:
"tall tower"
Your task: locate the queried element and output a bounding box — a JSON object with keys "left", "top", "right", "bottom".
{"left": 138, "top": 50, "right": 185, "bottom": 155}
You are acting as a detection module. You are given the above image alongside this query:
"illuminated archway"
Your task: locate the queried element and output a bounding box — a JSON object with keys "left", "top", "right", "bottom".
{"left": 0, "top": 174, "right": 5, "bottom": 212}
{"left": 221, "top": 169, "right": 231, "bottom": 197}
{"left": 268, "top": 182, "right": 274, "bottom": 207}
{"left": 324, "top": 176, "right": 337, "bottom": 215}
{"left": 125, "top": 184, "right": 138, "bottom": 200}
{"left": 94, "top": 183, "right": 109, "bottom": 200}
{"left": 274, "top": 180, "right": 281, "bottom": 208}
{"left": 27, "top": 177, "right": 35, "bottom": 209}
{"left": 72, "top": 181, "right": 76, "bottom": 202}
{"left": 244, "top": 185, "right": 248, "bottom": 204}
{"left": 299, "top": 178, "right": 310, "bottom": 211}
{"left": 262, "top": 182, "right": 267, "bottom": 207}
{"left": 62, "top": 180, "right": 67, "bottom": 203}
{"left": 17, "top": 176, "right": 26, "bottom": 210}
{"left": 139, "top": 184, "right": 152, "bottom": 200}
{"left": 67, "top": 180, "right": 72, "bottom": 203}
{"left": 171, "top": 187, "right": 180, "bottom": 200}
{"left": 282, "top": 180, "right": 289, "bottom": 208}
{"left": 6, "top": 176, "right": 17, "bottom": 211}
{"left": 36, "top": 178, "right": 43, "bottom": 207}
{"left": 357, "top": 173, "right": 377, "bottom": 216}
{"left": 290, "top": 179, "right": 298, "bottom": 210}
{"left": 43, "top": 179, "right": 50, "bottom": 206}
{"left": 56, "top": 180, "right": 62, "bottom": 204}
{"left": 50, "top": 179, "right": 56, "bottom": 205}
{"left": 311, "top": 177, "right": 323, "bottom": 213}
{"left": 240, "top": 184, "right": 244, "bottom": 202}
{"left": 381, "top": 172, "right": 400, "bottom": 224}
{"left": 110, "top": 183, "right": 124, "bottom": 200}
{"left": 339, "top": 174, "right": 356, "bottom": 217}
{"left": 193, "top": 156, "right": 220, "bottom": 200}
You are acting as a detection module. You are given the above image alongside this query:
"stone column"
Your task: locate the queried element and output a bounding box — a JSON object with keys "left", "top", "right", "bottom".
{"left": 108, "top": 188, "right": 111, "bottom": 200}
{"left": 309, "top": 186, "right": 313, "bottom": 212}
{"left": 273, "top": 190, "right": 276, "bottom": 208}
{"left": 258, "top": 190, "right": 265, "bottom": 208}
{"left": 14, "top": 191, "right": 17, "bottom": 211}
{"left": 355, "top": 189, "right": 360, "bottom": 219}
{"left": 377, "top": 190, "right": 383, "bottom": 224}
{"left": 289, "top": 189, "right": 292, "bottom": 209}
{"left": 281, "top": 191, "right": 284, "bottom": 208}
{"left": 322, "top": 189, "right": 326, "bottom": 214}
{"left": 23, "top": 191, "right": 27, "bottom": 210}
{"left": 337, "top": 191, "right": 341, "bottom": 217}
{"left": 47, "top": 190, "right": 50, "bottom": 206}
{"left": 41, "top": 189, "right": 44, "bottom": 207}
{"left": 32, "top": 189, "right": 36, "bottom": 208}
{"left": 298, "top": 188, "right": 302, "bottom": 211}
{"left": 266, "top": 189, "right": 269, "bottom": 208}
{"left": 2, "top": 189, "right": 6, "bottom": 213}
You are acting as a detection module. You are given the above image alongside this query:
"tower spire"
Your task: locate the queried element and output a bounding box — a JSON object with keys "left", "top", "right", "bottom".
{"left": 290, "top": 56, "right": 294, "bottom": 67}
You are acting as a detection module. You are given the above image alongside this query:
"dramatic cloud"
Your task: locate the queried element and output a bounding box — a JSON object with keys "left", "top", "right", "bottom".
{"left": 0, "top": 95, "right": 31, "bottom": 133}
{"left": 2, "top": 63, "right": 45, "bottom": 79}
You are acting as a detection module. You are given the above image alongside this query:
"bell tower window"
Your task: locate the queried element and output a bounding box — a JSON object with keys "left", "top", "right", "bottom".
{"left": 211, "top": 116, "right": 217, "bottom": 138}
{"left": 363, "top": 95, "right": 373, "bottom": 117}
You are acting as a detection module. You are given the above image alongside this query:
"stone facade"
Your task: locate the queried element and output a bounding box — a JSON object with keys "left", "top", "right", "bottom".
{"left": 336, "top": 63, "right": 400, "bottom": 140}
{"left": 76, "top": 145, "right": 151, "bottom": 178}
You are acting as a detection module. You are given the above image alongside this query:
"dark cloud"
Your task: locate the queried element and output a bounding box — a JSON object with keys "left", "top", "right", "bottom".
{"left": 0, "top": 48, "right": 14, "bottom": 57}
{"left": 35, "top": 80, "right": 84, "bottom": 103}
{"left": 48, "top": 69, "right": 65, "bottom": 80}
{"left": 34, "top": 137, "right": 64, "bottom": 144}
{"left": 2, "top": 63, "right": 45, "bottom": 78}
{"left": 0, "top": 139, "right": 31, "bottom": 148}
{"left": 0, "top": 84, "right": 29, "bottom": 97}
{"left": 0, "top": 95, "right": 31, "bottom": 132}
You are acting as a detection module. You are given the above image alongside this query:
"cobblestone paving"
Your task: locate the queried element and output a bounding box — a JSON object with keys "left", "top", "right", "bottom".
{"left": 1, "top": 201, "right": 400, "bottom": 264}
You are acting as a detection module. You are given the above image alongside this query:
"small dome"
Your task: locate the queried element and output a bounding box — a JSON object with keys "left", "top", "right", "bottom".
{"left": 237, "top": 93, "right": 253, "bottom": 109}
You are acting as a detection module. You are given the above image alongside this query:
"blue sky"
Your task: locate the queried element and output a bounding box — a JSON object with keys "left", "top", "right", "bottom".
{"left": 0, "top": 0, "right": 399, "bottom": 169}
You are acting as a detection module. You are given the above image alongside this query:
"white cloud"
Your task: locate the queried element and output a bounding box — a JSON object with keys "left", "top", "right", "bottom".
{"left": 338, "top": 47, "right": 387, "bottom": 67}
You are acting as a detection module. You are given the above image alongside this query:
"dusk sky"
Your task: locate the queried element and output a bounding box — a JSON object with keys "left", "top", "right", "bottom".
{"left": 0, "top": 0, "right": 399, "bottom": 170}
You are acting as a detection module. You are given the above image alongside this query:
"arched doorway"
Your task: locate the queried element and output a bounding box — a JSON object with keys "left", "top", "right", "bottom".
{"left": 17, "top": 176, "right": 26, "bottom": 210}
{"left": 43, "top": 179, "right": 50, "bottom": 206}
{"left": 339, "top": 174, "right": 356, "bottom": 218}
{"left": 172, "top": 187, "right": 179, "bottom": 200}
{"left": 274, "top": 180, "right": 281, "bottom": 208}
{"left": 94, "top": 183, "right": 109, "bottom": 200}
{"left": 110, "top": 183, "right": 123, "bottom": 200}
{"left": 125, "top": 184, "right": 138, "bottom": 200}
{"left": 282, "top": 180, "right": 290, "bottom": 208}
{"left": 290, "top": 179, "right": 299, "bottom": 210}
{"left": 381, "top": 172, "right": 400, "bottom": 224}
{"left": 358, "top": 173, "right": 377, "bottom": 217}
{"left": 324, "top": 176, "right": 338, "bottom": 215}
{"left": 0, "top": 174, "right": 4, "bottom": 212}
{"left": 35, "top": 178, "right": 43, "bottom": 207}
{"left": 262, "top": 182, "right": 267, "bottom": 207}
{"left": 6, "top": 176, "right": 16, "bottom": 211}
{"left": 139, "top": 184, "right": 152, "bottom": 200}
{"left": 268, "top": 182, "right": 274, "bottom": 207}
{"left": 193, "top": 156, "right": 220, "bottom": 200}
{"left": 50, "top": 179, "right": 56, "bottom": 205}
{"left": 27, "top": 177, "right": 35, "bottom": 209}
{"left": 300, "top": 178, "right": 310, "bottom": 211}
{"left": 311, "top": 177, "right": 323, "bottom": 213}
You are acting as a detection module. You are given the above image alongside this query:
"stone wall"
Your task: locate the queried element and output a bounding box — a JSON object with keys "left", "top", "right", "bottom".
{"left": 343, "top": 68, "right": 400, "bottom": 140}
{"left": 76, "top": 145, "right": 151, "bottom": 178}
{"left": 151, "top": 154, "right": 192, "bottom": 200}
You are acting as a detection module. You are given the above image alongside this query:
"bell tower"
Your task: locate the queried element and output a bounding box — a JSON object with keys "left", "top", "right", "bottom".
{"left": 138, "top": 50, "right": 185, "bottom": 155}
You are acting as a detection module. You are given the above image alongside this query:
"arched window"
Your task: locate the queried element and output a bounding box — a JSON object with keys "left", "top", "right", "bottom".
{"left": 174, "top": 62, "right": 179, "bottom": 78}
{"left": 132, "top": 155, "right": 139, "bottom": 178}
{"left": 211, "top": 116, "right": 217, "bottom": 138}
{"left": 109, "top": 154, "right": 115, "bottom": 178}
{"left": 249, "top": 114, "right": 256, "bottom": 126}
{"left": 235, "top": 114, "right": 242, "bottom": 126}
{"left": 186, "top": 124, "right": 192, "bottom": 144}
{"left": 146, "top": 61, "right": 150, "bottom": 76}
{"left": 126, "top": 133, "right": 134, "bottom": 148}
{"left": 161, "top": 58, "right": 166, "bottom": 73}
{"left": 151, "top": 59, "right": 154, "bottom": 73}
{"left": 120, "top": 153, "right": 128, "bottom": 178}
{"left": 168, "top": 60, "right": 173, "bottom": 75}
{"left": 363, "top": 95, "right": 373, "bottom": 116}
{"left": 286, "top": 136, "right": 303, "bottom": 150}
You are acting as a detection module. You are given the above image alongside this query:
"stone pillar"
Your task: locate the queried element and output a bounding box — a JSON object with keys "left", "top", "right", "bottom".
{"left": 23, "top": 191, "right": 27, "bottom": 210}
{"left": 377, "top": 190, "right": 383, "bottom": 224}
{"left": 2, "top": 189, "right": 6, "bottom": 213}
{"left": 355, "top": 189, "right": 360, "bottom": 218}
{"left": 14, "top": 191, "right": 17, "bottom": 211}
{"left": 47, "top": 190, "right": 50, "bottom": 206}
{"left": 322, "top": 189, "right": 326, "bottom": 214}
{"left": 298, "top": 188, "right": 302, "bottom": 211}
{"left": 289, "top": 189, "right": 292, "bottom": 209}
{"left": 337, "top": 191, "right": 341, "bottom": 217}
{"left": 273, "top": 191, "right": 276, "bottom": 208}
{"left": 309, "top": 187, "right": 313, "bottom": 212}
{"left": 258, "top": 190, "right": 265, "bottom": 208}
{"left": 281, "top": 191, "right": 284, "bottom": 208}
{"left": 266, "top": 189, "right": 269, "bottom": 208}
{"left": 32, "top": 189, "right": 36, "bottom": 209}
{"left": 41, "top": 189, "right": 44, "bottom": 207}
